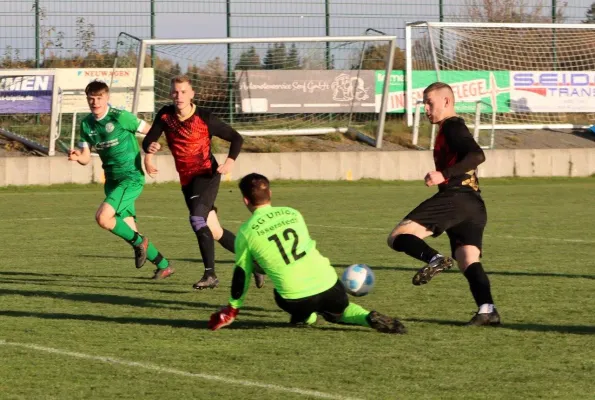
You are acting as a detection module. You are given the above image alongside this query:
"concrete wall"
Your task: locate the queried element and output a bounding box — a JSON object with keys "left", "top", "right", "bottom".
{"left": 2, "top": 148, "right": 595, "bottom": 187}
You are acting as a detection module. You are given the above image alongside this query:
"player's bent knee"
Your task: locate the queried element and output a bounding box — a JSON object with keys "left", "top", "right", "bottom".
{"left": 386, "top": 233, "right": 396, "bottom": 248}
{"left": 454, "top": 245, "right": 481, "bottom": 270}
{"left": 189, "top": 215, "right": 208, "bottom": 232}
{"left": 391, "top": 220, "right": 430, "bottom": 238}
{"left": 95, "top": 212, "right": 114, "bottom": 230}
{"left": 387, "top": 232, "right": 407, "bottom": 249}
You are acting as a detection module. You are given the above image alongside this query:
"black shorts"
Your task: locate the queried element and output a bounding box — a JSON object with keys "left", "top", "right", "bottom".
{"left": 273, "top": 280, "right": 349, "bottom": 324}
{"left": 405, "top": 190, "right": 487, "bottom": 258}
{"left": 181, "top": 173, "right": 221, "bottom": 218}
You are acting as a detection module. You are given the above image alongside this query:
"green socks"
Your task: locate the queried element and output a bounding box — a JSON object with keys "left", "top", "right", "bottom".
{"left": 111, "top": 218, "right": 169, "bottom": 269}
{"left": 111, "top": 217, "right": 142, "bottom": 245}
{"left": 147, "top": 242, "right": 169, "bottom": 269}
{"left": 338, "top": 303, "right": 371, "bottom": 327}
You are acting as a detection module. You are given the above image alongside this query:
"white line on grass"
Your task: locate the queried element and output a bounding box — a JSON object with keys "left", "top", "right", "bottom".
{"left": 0, "top": 340, "right": 362, "bottom": 400}
{"left": 3, "top": 215, "right": 594, "bottom": 244}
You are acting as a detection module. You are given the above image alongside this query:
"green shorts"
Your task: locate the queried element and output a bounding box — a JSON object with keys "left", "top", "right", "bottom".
{"left": 103, "top": 177, "right": 145, "bottom": 219}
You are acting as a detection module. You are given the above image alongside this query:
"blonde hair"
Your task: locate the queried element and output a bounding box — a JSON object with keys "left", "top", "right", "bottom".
{"left": 170, "top": 75, "right": 193, "bottom": 88}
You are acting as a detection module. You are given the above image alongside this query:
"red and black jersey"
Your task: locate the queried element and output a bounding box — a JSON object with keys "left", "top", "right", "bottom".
{"left": 433, "top": 116, "right": 485, "bottom": 192}
{"left": 143, "top": 105, "right": 243, "bottom": 186}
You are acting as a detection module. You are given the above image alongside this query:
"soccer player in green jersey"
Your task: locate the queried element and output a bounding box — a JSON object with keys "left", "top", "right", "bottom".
{"left": 68, "top": 80, "right": 174, "bottom": 280}
{"left": 208, "top": 173, "right": 406, "bottom": 334}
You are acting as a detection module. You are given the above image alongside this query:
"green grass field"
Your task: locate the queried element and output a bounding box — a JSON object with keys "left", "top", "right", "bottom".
{"left": 1, "top": 179, "right": 594, "bottom": 400}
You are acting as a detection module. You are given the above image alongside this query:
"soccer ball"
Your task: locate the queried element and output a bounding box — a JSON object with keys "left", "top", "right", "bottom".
{"left": 341, "top": 264, "right": 375, "bottom": 297}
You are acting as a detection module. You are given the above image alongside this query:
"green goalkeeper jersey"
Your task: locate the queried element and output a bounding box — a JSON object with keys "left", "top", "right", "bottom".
{"left": 79, "top": 107, "right": 145, "bottom": 182}
{"left": 230, "top": 205, "right": 338, "bottom": 309}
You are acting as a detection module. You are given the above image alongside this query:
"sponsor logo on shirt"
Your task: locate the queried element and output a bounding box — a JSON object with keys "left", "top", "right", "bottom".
{"left": 96, "top": 138, "right": 119, "bottom": 150}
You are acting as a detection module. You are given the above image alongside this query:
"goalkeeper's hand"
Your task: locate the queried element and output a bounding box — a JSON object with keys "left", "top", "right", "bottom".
{"left": 208, "top": 305, "right": 239, "bottom": 331}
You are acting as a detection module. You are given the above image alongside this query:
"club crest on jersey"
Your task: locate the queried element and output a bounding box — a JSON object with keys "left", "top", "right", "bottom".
{"left": 106, "top": 122, "right": 115, "bottom": 133}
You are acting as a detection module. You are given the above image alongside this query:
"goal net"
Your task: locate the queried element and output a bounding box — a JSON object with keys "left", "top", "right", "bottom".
{"left": 116, "top": 34, "right": 397, "bottom": 148}
{"left": 406, "top": 22, "right": 595, "bottom": 147}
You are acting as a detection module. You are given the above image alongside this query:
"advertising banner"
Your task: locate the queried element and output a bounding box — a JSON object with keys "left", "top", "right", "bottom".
{"left": 510, "top": 71, "right": 595, "bottom": 113}
{"left": 235, "top": 70, "right": 376, "bottom": 113}
{"left": 56, "top": 68, "right": 154, "bottom": 113}
{"left": 375, "top": 70, "right": 511, "bottom": 114}
{"left": 0, "top": 74, "right": 54, "bottom": 114}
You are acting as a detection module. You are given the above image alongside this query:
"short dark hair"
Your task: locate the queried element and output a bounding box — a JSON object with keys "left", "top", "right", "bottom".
{"left": 85, "top": 80, "right": 109, "bottom": 96}
{"left": 423, "top": 81, "right": 454, "bottom": 97}
{"left": 239, "top": 173, "right": 271, "bottom": 206}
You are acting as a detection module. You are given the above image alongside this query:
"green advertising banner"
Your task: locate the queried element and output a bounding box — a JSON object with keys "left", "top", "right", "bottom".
{"left": 375, "top": 70, "right": 511, "bottom": 113}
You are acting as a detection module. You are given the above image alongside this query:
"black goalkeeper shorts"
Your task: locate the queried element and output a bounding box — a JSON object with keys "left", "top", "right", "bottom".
{"left": 274, "top": 280, "right": 349, "bottom": 324}
{"left": 405, "top": 190, "right": 487, "bottom": 258}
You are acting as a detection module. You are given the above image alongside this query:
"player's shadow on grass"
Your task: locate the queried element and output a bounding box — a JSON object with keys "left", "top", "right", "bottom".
{"left": 0, "top": 310, "right": 212, "bottom": 329}
{"left": 405, "top": 317, "right": 595, "bottom": 335}
{"left": 0, "top": 269, "right": 237, "bottom": 285}
{"left": 0, "top": 276, "right": 197, "bottom": 294}
{"left": 79, "top": 254, "right": 235, "bottom": 266}
{"left": 0, "top": 310, "right": 354, "bottom": 332}
{"left": 338, "top": 265, "right": 595, "bottom": 280}
{"left": 0, "top": 271, "right": 88, "bottom": 279}
{"left": 231, "top": 320, "right": 363, "bottom": 332}
{"left": 0, "top": 288, "right": 269, "bottom": 313}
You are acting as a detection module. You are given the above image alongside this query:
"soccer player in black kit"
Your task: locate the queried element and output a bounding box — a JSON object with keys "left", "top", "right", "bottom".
{"left": 143, "top": 75, "right": 265, "bottom": 290}
{"left": 387, "top": 82, "right": 499, "bottom": 326}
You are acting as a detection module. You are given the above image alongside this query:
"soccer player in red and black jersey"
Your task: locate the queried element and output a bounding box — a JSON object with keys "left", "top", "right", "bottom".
{"left": 142, "top": 75, "right": 264, "bottom": 290}
{"left": 387, "top": 82, "right": 499, "bottom": 326}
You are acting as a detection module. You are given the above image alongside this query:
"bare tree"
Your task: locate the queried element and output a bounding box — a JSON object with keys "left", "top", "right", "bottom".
{"left": 31, "top": 3, "right": 64, "bottom": 67}
{"left": 464, "top": 0, "right": 566, "bottom": 23}
{"left": 443, "top": 0, "right": 581, "bottom": 70}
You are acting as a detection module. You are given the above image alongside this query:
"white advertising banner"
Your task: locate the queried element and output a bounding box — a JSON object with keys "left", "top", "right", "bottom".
{"left": 510, "top": 71, "right": 595, "bottom": 113}
{"left": 55, "top": 68, "right": 154, "bottom": 113}
{"left": 235, "top": 70, "right": 376, "bottom": 113}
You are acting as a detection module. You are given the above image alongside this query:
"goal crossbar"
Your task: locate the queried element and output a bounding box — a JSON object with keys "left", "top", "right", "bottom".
{"left": 407, "top": 21, "right": 595, "bottom": 29}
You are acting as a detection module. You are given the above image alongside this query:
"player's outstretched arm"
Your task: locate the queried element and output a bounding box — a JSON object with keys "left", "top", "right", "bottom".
{"left": 68, "top": 146, "right": 91, "bottom": 165}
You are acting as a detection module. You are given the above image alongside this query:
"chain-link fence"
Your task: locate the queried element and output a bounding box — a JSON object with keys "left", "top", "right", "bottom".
{"left": 1, "top": 1, "right": 590, "bottom": 69}
{"left": 0, "top": 1, "right": 593, "bottom": 152}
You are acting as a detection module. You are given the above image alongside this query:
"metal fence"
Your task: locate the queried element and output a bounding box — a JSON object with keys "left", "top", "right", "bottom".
{"left": 0, "top": 0, "right": 592, "bottom": 152}
{"left": 0, "top": 1, "right": 591, "bottom": 69}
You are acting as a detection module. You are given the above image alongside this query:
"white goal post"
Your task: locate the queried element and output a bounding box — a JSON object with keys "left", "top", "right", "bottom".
{"left": 406, "top": 21, "right": 595, "bottom": 142}
{"left": 123, "top": 34, "right": 398, "bottom": 149}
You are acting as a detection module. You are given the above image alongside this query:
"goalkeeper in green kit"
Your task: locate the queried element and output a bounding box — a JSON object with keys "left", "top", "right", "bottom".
{"left": 208, "top": 173, "right": 406, "bottom": 334}
{"left": 68, "top": 81, "right": 173, "bottom": 279}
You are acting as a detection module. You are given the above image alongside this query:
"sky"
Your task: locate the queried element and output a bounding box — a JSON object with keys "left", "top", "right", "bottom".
{"left": 0, "top": 0, "right": 593, "bottom": 62}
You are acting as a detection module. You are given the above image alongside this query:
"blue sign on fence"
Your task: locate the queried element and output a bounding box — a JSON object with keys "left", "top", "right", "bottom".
{"left": 0, "top": 75, "right": 54, "bottom": 114}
